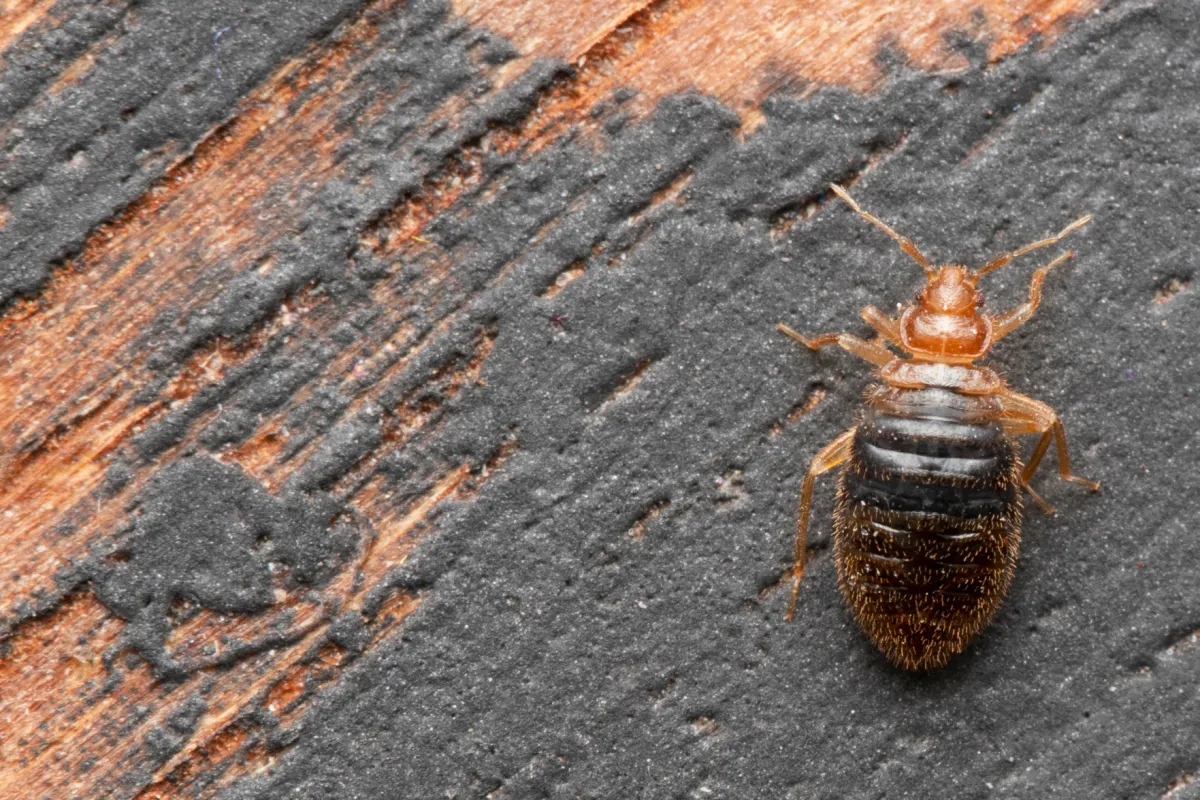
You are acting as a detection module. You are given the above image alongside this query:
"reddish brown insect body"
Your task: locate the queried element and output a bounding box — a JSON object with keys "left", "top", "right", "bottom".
{"left": 779, "top": 185, "right": 1099, "bottom": 671}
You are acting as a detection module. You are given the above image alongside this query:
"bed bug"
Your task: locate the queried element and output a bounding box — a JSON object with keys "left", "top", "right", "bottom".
{"left": 778, "top": 184, "right": 1099, "bottom": 671}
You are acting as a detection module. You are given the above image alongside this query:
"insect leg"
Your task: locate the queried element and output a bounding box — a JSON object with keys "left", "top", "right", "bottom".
{"left": 991, "top": 251, "right": 1074, "bottom": 340}
{"left": 860, "top": 305, "right": 902, "bottom": 344}
{"left": 786, "top": 428, "right": 856, "bottom": 622}
{"left": 776, "top": 323, "right": 894, "bottom": 367}
{"left": 1001, "top": 417, "right": 1058, "bottom": 514}
{"left": 974, "top": 213, "right": 1092, "bottom": 279}
{"left": 997, "top": 389, "right": 1100, "bottom": 491}
{"left": 1022, "top": 478, "right": 1057, "bottom": 515}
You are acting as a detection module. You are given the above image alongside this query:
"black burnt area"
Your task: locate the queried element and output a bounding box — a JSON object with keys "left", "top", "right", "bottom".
{"left": 92, "top": 456, "right": 355, "bottom": 679}
{"left": 212, "top": 2, "right": 1199, "bottom": 798}
{"left": 123, "top": 5, "right": 563, "bottom": 465}
{"left": 0, "top": 0, "right": 377, "bottom": 304}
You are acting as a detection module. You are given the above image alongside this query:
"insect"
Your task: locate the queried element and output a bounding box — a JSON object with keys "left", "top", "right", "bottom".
{"left": 778, "top": 185, "right": 1099, "bottom": 671}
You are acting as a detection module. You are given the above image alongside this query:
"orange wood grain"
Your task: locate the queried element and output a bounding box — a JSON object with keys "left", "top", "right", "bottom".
{"left": 0, "top": 0, "right": 393, "bottom": 629}
{"left": 0, "top": 0, "right": 60, "bottom": 56}
{"left": 0, "top": 2, "right": 502, "bottom": 794}
{"left": 456, "top": 0, "right": 1098, "bottom": 116}
{"left": 0, "top": 463, "right": 486, "bottom": 798}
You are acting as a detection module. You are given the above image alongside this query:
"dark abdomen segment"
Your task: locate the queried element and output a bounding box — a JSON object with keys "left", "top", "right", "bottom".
{"left": 834, "top": 386, "right": 1021, "bottom": 670}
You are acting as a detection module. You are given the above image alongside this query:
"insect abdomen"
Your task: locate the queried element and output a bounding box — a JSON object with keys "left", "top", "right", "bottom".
{"left": 834, "top": 386, "right": 1021, "bottom": 671}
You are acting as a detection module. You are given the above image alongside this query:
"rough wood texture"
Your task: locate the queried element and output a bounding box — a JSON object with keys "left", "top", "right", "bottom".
{"left": 3, "top": 0, "right": 1198, "bottom": 798}
{"left": 456, "top": 0, "right": 1099, "bottom": 113}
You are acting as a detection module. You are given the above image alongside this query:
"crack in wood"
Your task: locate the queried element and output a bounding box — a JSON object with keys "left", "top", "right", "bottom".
{"left": 1154, "top": 275, "right": 1191, "bottom": 305}
{"left": 594, "top": 357, "right": 659, "bottom": 413}
{"left": 1164, "top": 771, "right": 1196, "bottom": 799}
{"left": 770, "top": 134, "right": 906, "bottom": 240}
{"left": 770, "top": 383, "right": 828, "bottom": 436}
{"left": 628, "top": 497, "right": 669, "bottom": 540}
{"left": 540, "top": 259, "right": 587, "bottom": 298}
{"left": 960, "top": 78, "right": 1051, "bottom": 163}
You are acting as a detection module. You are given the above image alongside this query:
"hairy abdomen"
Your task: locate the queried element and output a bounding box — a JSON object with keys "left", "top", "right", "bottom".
{"left": 834, "top": 386, "right": 1021, "bottom": 670}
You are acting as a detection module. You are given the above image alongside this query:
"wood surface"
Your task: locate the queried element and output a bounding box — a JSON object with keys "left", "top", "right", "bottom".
{"left": 0, "top": 1, "right": 1096, "bottom": 797}
{"left": 457, "top": 0, "right": 1097, "bottom": 117}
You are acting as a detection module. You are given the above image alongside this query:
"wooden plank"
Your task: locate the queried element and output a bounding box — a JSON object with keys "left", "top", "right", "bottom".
{"left": 0, "top": 0, "right": 1102, "bottom": 796}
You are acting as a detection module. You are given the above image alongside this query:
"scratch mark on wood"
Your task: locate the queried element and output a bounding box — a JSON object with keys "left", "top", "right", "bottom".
{"left": 629, "top": 498, "right": 669, "bottom": 540}
{"left": 595, "top": 357, "right": 658, "bottom": 413}
{"left": 770, "top": 384, "right": 828, "bottom": 436}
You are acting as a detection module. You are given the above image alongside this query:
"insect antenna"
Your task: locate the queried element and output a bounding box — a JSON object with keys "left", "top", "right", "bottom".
{"left": 971, "top": 213, "right": 1093, "bottom": 283}
{"left": 829, "top": 184, "right": 937, "bottom": 280}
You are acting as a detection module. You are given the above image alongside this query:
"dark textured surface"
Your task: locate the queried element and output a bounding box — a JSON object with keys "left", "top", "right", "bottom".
{"left": 210, "top": 2, "right": 1197, "bottom": 797}
{"left": 3, "top": 0, "right": 1199, "bottom": 797}
{"left": 93, "top": 456, "right": 355, "bottom": 679}
{"left": 0, "top": 0, "right": 368, "bottom": 302}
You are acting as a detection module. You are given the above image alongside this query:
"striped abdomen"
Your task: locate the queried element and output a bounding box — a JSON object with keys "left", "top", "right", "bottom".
{"left": 834, "top": 386, "right": 1021, "bottom": 670}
